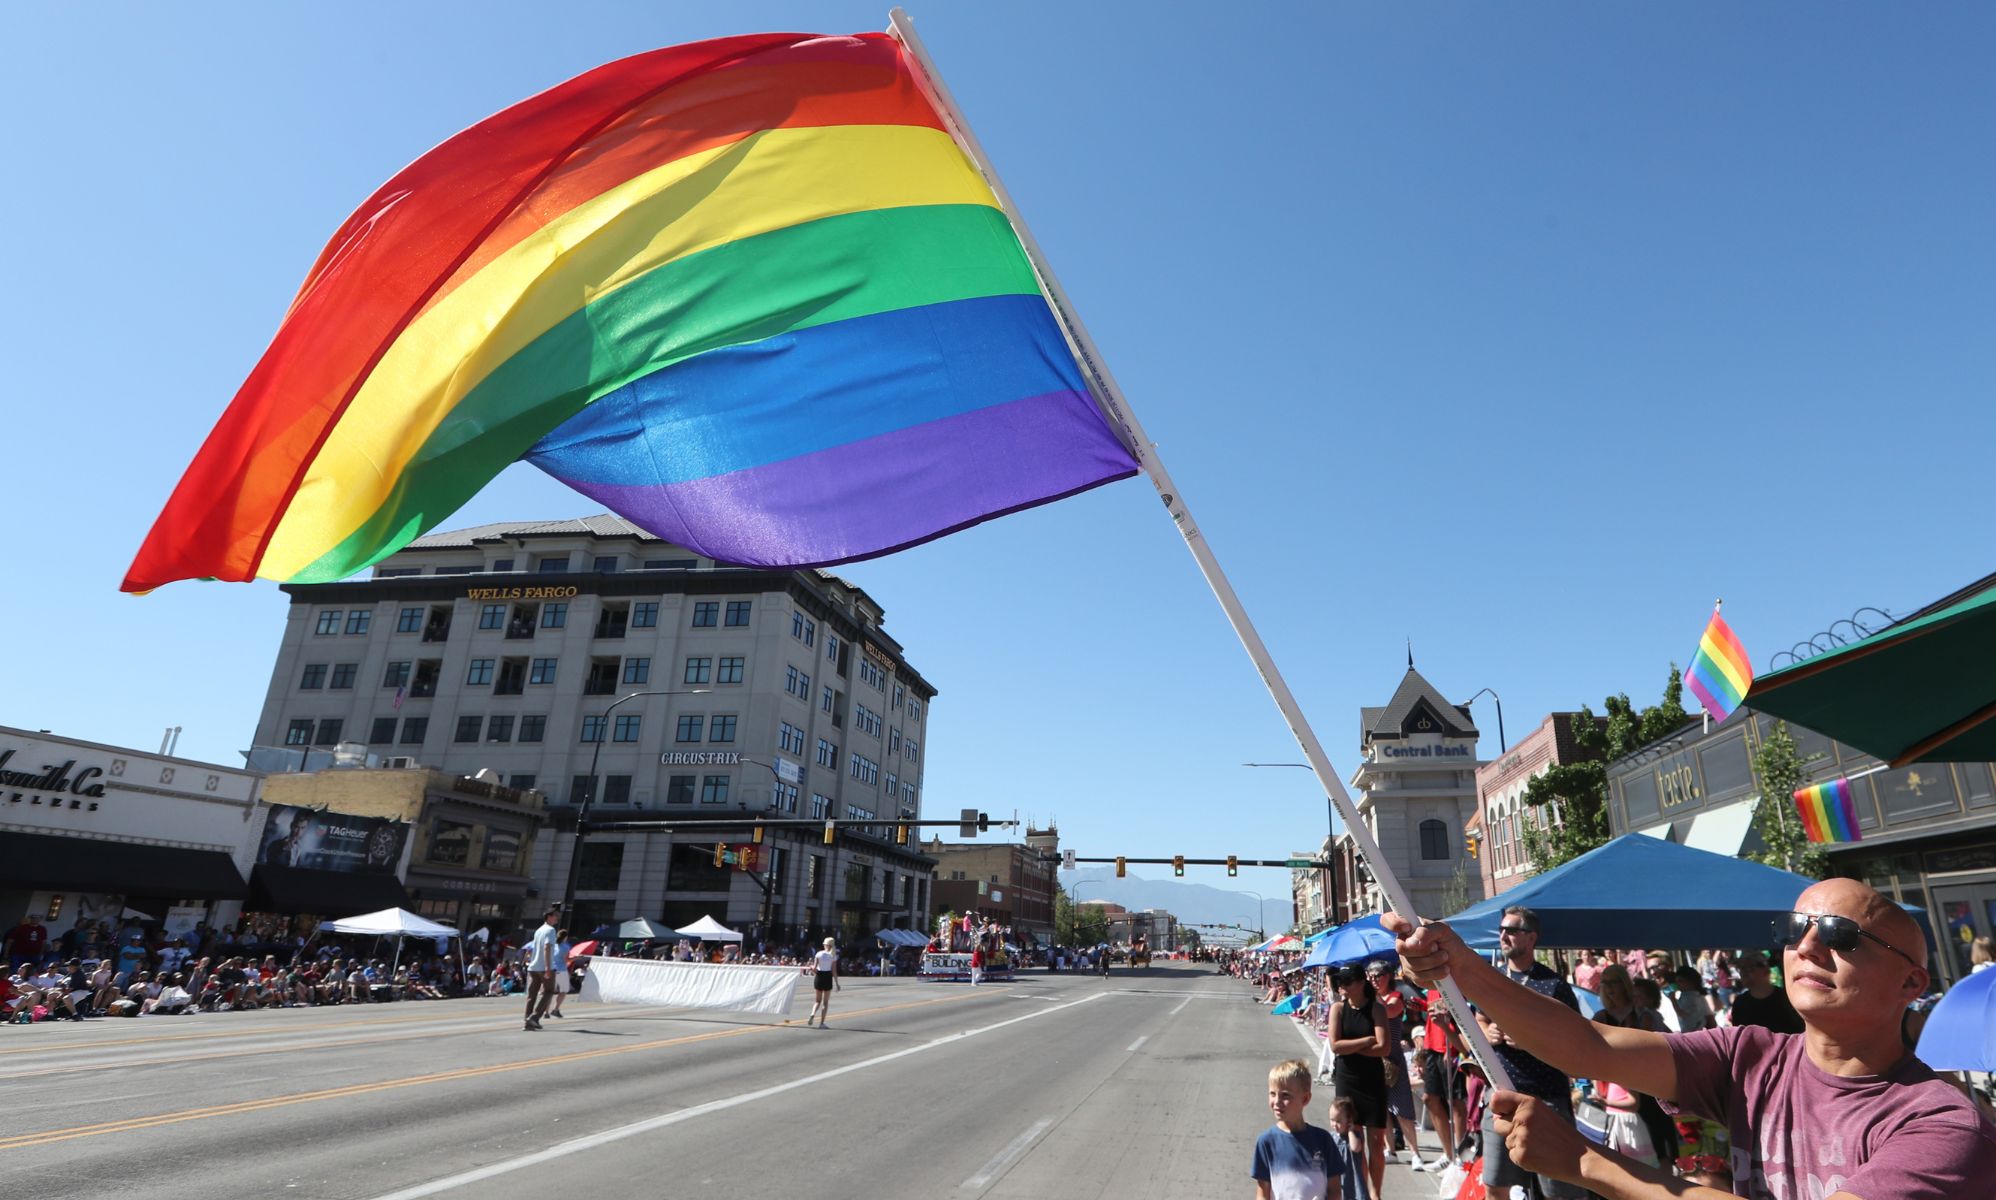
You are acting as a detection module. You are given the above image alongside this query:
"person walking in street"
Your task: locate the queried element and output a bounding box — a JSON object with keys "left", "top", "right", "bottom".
{"left": 1388, "top": 878, "right": 1996, "bottom": 1199}
{"left": 970, "top": 940, "right": 985, "bottom": 987}
{"left": 806, "top": 937, "right": 839, "bottom": 1027}
{"left": 549, "top": 928, "right": 571, "bottom": 1018}
{"left": 521, "top": 907, "right": 558, "bottom": 1031}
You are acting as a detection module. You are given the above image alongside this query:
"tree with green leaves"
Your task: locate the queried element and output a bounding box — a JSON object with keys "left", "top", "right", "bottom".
{"left": 1519, "top": 665, "right": 1694, "bottom": 873}
{"left": 1178, "top": 927, "right": 1202, "bottom": 953}
{"left": 1054, "top": 888, "right": 1110, "bottom": 948}
{"left": 1748, "top": 720, "right": 1827, "bottom": 878}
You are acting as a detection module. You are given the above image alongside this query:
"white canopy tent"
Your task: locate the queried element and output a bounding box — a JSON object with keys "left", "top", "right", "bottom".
{"left": 319, "top": 907, "right": 463, "bottom": 980}
{"left": 674, "top": 915, "right": 743, "bottom": 942}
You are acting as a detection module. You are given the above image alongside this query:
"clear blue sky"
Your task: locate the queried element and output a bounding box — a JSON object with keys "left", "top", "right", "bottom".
{"left": 6, "top": 5, "right": 1993, "bottom": 909}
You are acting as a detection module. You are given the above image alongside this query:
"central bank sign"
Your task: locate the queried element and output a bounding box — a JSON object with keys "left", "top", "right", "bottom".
{"left": 659, "top": 751, "right": 743, "bottom": 767}
{"left": 1380, "top": 743, "right": 1473, "bottom": 760}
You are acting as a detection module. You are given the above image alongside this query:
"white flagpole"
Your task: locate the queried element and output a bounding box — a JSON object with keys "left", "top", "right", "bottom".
{"left": 887, "top": 8, "right": 1516, "bottom": 1091}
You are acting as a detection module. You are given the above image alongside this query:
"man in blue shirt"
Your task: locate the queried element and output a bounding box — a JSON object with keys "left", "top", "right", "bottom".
{"left": 1251, "top": 1058, "right": 1348, "bottom": 1200}
{"left": 522, "top": 906, "right": 559, "bottom": 1031}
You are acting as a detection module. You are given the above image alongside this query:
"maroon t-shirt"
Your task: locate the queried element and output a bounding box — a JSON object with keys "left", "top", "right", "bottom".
{"left": 1666, "top": 1024, "right": 1996, "bottom": 1199}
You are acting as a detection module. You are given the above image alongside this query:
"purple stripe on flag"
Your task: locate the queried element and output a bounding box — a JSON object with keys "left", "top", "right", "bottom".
{"left": 543, "top": 389, "right": 1138, "bottom": 569}
{"left": 1685, "top": 672, "right": 1728, "bottom": 722}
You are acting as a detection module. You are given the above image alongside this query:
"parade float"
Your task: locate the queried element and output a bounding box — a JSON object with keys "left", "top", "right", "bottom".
{"left": 919, "top": 910, "right": 1016, "bottom": 982}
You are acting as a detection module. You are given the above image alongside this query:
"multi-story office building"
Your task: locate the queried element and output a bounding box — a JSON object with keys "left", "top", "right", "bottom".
{"left": 248, "top": 516, "right": 938, "bottom": 947}
{"left": 925, "top": 827, "right": 1060, "bottom": 947}
{"left": 1475, "top": 712, "right": 1603, "bottom": 897}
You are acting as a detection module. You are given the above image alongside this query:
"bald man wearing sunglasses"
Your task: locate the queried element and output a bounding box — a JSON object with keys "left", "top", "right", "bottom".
{"left": 1386, "top": 877, "right": 1996, "bottom": 1200}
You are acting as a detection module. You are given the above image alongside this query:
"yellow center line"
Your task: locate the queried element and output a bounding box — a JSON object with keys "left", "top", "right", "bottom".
{"left": 0, "top": 1005, "right": 502, "bottom": 1056}
{"left": 0, "top": 990, "right": 984, "bottom": 1152}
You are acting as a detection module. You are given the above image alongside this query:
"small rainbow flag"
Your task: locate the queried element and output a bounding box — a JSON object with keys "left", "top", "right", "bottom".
{"left": 1686, "top": 607, "right": 1753, "bottom": 723}
{"left": 1792, "top": 778, "right": 1862, "bottom": 843}
{"left": 122, "top": 31, "right": 1138, "bottom": 592}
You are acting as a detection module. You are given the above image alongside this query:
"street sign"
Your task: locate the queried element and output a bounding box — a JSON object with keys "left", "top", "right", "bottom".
{"left": 1062, "top": 849, "right": 1077, "bottom": 871}
{"left": 960, "top": 807, "right": 979, "bottom": 837}
{"left": 775, "top": 758, "right": 801, "bottom": 784}
{"left": 1284, "top": 858, "right": 1317, "bottom": 868}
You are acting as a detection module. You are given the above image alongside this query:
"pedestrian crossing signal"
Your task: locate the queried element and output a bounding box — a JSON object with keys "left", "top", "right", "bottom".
{"left": 713, "top": 842, "right": 727, "bottom": 868}
{"left": 1115, "top": 856, "right": 1127, "bottom": 878}
{"left": 1173, "top": 855, "right": 1185, "bottom": 877}
{"left": 1226, "top": 855, "right": 1238, "bottom": 877}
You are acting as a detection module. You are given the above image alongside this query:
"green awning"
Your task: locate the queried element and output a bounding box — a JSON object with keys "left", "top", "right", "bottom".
{"left": 1748, "top": 577, "right": 1996, "bottom": 767}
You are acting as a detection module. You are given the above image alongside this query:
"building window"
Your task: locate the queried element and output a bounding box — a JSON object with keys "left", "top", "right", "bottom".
{"left": 774, "top": 781, "right": 799, "bottom": 813}
{"left": 816, "top": 739, "right": 838, "bottom": 768}
{"left": 809, "top": 794, "right": 831, "bottom": 820}
{"left": 345, "top": 610, "right": 372, "bottom": 635}
{"left": 602, "top": 774, "right": 632, "bottom": 804}
{"left": 684, "top": 657, "right": 712, "bottom": 685}
{"left": 718, "top": 656, "right": 744, "bottom": 685}
{"left": 400, "top": 717, "right": 429, "bottom": 745}
{"left": 576, "top": 841, "right": 622, "bottom": 889}
{"left": 466, "top": 658, "right": 495, "bottom": 686}
{"left": 700, "top": 775, "right": 730, "bottom": 804}
{"left": 530, "top": 658, "right": 558, "bottom": 685}
{"left": 779, "top": 722, "right": 806, "bottom": 755}
{"left": 383, "top": 661, "right": 411, "bottom": 689}
{"left": 580, "top": 715, "right": 607, "bottom": 743}
{"left": 892, "top": 684, "right": 904, "bottom": 710}
{"left": 908, "top": 699, "right": 922, "bottom": 723}
{"left": 479, "top": 604, "right": 507, "bottom": 630}
{"left": 508, "top": 772, "right": 536, "bottom": 790}
{"left": 315, "top": 610, "right": 342, "bottom": 636}
{"left": 541, "top": 603, "right": 568, "bottom": 629}
{"left": 300, "top": 663, "right": 327, "bottom": 690}
{"left": 666, "top": 775, "right": 696, "bottom": 804}
{"left": 536, "top": 555, "right": 570, "bottom": 574}
{"left": 676, "top": 715, "right": 704, "bottom": 743}
{"left": 594, "top": 555, "right": 619, "bottom": 574}
{"left": 618, "top": 601, "right": 656, "bottom": 633}
{"left": 397, "top": 607, "right": 424, "bottom": 634}
{"left": 329, "top": 664, "right": 357, "bottom": 690}
{"left": 709, "top": 715, "right": 737, "bottom": 743}
{"left": 1419, "top": 819, "right": 1451, "bottom": 861}
{"left": 825, "top": 634, "right": 841, "bottom": 664}
{"left": 519, "top": 715, "right": 546, "bottom": 743}
{"left": 725, "top": 601, "right": 751, "bottom": 626}
{"left": 822, "top": 686, "right": 835, "bottom": 714}
{"left": 491, "top": 558, "right": 514, "bottom": 573}
{"left": 889, "top": 728, "right": 901, "bottom": 755}
{"left": 487, "top": 715, "right": 515, "bottom": 743}
{"left": 613, "top": 714, "right": 642, "bottom": 742}
{"left": 455, "top": 715, "right": 483, "bottom": 743}
{"left": 623, "top": 656, "right": 650, "bottom": 684}
{"left": 785, "top": 665, "right": 809, "bottom": 699}
{"left": 692, "top": 601, "right": 719, "bottom": 628}
{"left": 369, "top": 717, "right": 398, "bottom": 745}
{"left": 644, "top": 558, "right": 695, "bottom": 571}
{"left": 285, "top": 718, "right": 315, "bottom": 746}
{"left": 905, "top": 739, "right": 919, "bottom": 763}
{"left": 886, "top": 772, "right": 898, "bottom": 796}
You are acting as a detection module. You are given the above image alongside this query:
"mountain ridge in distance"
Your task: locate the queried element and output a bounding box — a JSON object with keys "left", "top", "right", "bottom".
{"left": 1059, "top": 867, "right": 1297, "bottom": 933}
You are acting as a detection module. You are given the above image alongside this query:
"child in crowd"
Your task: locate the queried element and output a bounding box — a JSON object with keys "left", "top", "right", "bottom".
{"left": 1251, "top": 1058, "right": 1348, "bottom": 1200}
{"left": 1327, "top": 1097, "right": 1368, "bottom": 1200}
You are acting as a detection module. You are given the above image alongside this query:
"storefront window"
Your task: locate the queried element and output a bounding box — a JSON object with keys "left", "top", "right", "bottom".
{"left": 577, "top": 842, "right": 624, "bottom": 891}
{"left": 482, "top": 828, "right": 523, "bottom": 873}
{"left": 1874, "top": 764, "right": 1961, "bottom": 824}
{"left": 428, "top": 819, "right": 474, "bottom": 866}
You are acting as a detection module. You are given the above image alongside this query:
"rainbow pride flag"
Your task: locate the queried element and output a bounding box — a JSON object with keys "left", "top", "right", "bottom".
{"left": 122, "top": 32, "right": 1138, "bottom": 592}
{"left": 1792, "top": 778, "right": 1862, "bottom": 843}
{"left": 1685, "top": 608, "right": 1753, "bottom": 724}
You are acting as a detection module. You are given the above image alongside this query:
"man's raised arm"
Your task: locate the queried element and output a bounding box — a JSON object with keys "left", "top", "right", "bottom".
{"left": 1383, "top": 914, "right": 1681, "bottom": 1103}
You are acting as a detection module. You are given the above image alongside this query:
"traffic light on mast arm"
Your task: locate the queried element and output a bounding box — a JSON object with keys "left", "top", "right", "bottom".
{"left": 1173, "top": 854, "right": 1185, "bottom": 877}
{"left": 1465, "top": 833, "right": 1479, "bottom": 859}
{"left": 1115, "top": 856, "right": 1126, "bottom": 878}
{"left": 1226, "top": 855, "right": 1238, "bottom": 877}
{"left": 713, "top": 842, "right": 727, "bottom": 868}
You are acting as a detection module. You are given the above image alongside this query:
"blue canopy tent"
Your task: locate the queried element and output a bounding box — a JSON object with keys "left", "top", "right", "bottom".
{"left": 1440, "top": 835, "right": 1928, "bottom": 953}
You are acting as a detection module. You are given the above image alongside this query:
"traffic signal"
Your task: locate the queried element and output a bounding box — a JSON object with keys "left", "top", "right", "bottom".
{"left": 1173, "top": 854, "right": 1185, "bottom": 877}
{"left": 1465, "top": 834, "right": 1479, "bottom": 859}
{"left": 1115, "top": 856, "right": 1127, "bottom": 878}
{"left": 823, "top": 820, "right": 837, "bottom": 845}
{"left": 1226, "top": 855, "right": 1238, "bottom": 877}
{"left": 713, "top": 842, "right": 727, "bottom": 868}
{"left": 752, "top": 823, "right": 765, "bottom": 845}
{"left": 977, "top": 811, "right": 990, "bottom": 833}
{"left": 896, "top": 822, "right": 910, "bottom": 845}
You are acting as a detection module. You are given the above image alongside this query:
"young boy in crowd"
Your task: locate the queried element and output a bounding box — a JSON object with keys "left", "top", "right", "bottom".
{"left": 1327, "top": 1097, "right": 1369, "bottom": 1200}
{"left": 1251, "top": 1058, "right": 1348, "bottom": 1200}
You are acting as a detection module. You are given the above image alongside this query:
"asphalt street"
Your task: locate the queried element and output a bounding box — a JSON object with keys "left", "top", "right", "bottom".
{"left": 0, "top": 963, "right": 1441, "bottom": 1199}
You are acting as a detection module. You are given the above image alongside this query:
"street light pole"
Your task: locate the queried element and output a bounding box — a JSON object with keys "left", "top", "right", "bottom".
{"left": 1459, "top": 687, "right": 1506, "bottom": 753}
{"left": 559, "top": 688, "right": 709, "bottom": 919}
{"left": 1244, "top": 761, "right": 1340, "bottom": 929}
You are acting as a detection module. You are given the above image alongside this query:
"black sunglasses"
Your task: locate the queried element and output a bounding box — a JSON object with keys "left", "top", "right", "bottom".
{"left": 1771, "top": 912, "right": 1920, "bottom": 970}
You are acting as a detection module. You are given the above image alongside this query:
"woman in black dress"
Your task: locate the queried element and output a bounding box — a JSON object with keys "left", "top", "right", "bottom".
{"left": 1328, "top": 966, "right": 1390, "bottom": 1200}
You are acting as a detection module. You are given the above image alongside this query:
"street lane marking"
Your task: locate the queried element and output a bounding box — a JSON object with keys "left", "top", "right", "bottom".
{"left": 960, "top": 1116, "right": 1054, "bottom": 1192}
{"left": 359, "top": 992, "right": 1109, "bottom": 1200}
{"left": 1126, "top": 1035, "right": 1148, "bottom": 1052}
{"left": 0, "top": 990, "right": 988, "bottom": 1152}
{"left": 0, "top": 1002, "right": 577, "bottom": 1057}
{"left": 1169, "top": 996, "right": 1194, "bottom": 1016}
{"left": 1007, "top": 993, "right": 1059, "bottom": 1002}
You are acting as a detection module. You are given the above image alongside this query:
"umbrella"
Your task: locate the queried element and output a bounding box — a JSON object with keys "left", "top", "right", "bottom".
{"left": 1915, "top": 967, "right": 1996, "bottom": 1072}
{"left": 1263, "top": 934, "right": 1304, "bottom": 952}
{"left": 1271, "top": 992, "right": 1305, "bottom": 1016}
{"left": 1301, "top": 915, "right": 1398, "bottom": 970}
{"left": 616, "top": 917, "right": 675, "bottom": 941}
{"left": 1748, "top": 576, "right": 1996, "bottom": 767}
{"left": 1572, "top": 986, "right": 1604, "bottom": 1019}
{"left": 568, "top": 940, "right": 600, "bottom": 958}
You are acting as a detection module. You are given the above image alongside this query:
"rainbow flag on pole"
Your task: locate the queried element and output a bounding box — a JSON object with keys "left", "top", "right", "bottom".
{"left": 122, "top": 31, "right": 1138, "bottom": 592}
{"left": 1685, "top": 606, "right": 1754, "bottom": 724}
{"left": 1792, "top": 778, "right": 1862, "bottom": 843}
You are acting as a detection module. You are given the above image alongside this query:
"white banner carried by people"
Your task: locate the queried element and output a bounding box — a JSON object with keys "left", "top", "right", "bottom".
{"left": 581, "top": 957, "right": 801, "bottom": 1017}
